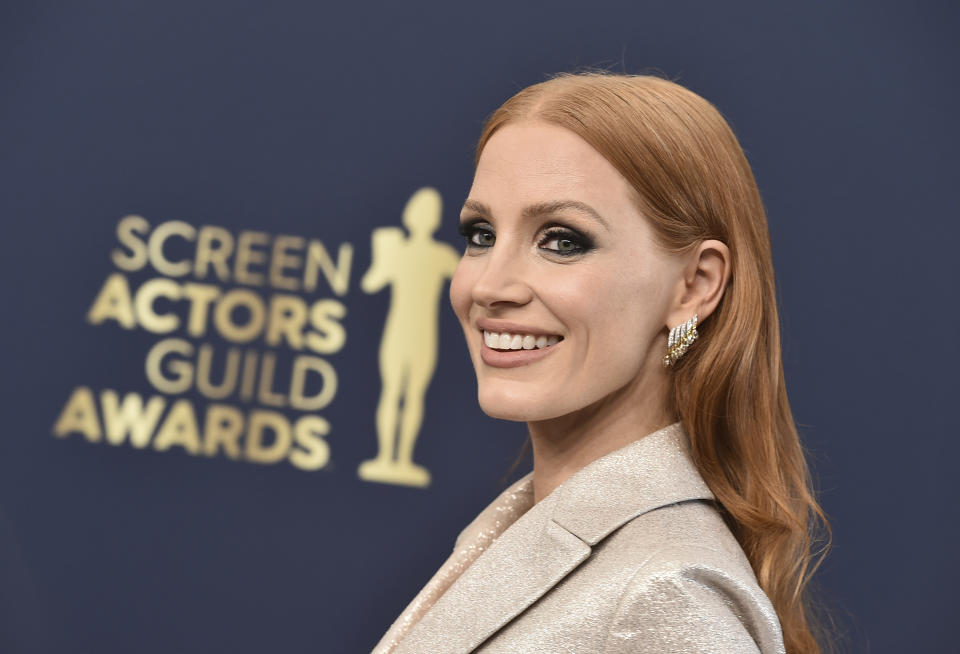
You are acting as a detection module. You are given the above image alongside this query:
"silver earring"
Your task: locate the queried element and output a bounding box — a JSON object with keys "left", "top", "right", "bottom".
{"left": 663, "top": 313, "right": 698, "bottom": 367}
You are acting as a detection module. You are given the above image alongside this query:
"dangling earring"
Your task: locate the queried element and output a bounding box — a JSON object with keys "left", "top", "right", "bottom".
{"left": 663, "top": 313, "right": 698, "bottom": 367}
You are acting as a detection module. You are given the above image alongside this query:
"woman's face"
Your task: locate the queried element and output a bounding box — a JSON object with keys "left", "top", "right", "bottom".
{"left": 449, "top": 121, "right": 685, "bottom": 422}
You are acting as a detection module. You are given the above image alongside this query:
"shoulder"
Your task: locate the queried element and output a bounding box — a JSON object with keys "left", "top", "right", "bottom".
{"left": 597, "top": 501, "right": 786, "bottom": 654}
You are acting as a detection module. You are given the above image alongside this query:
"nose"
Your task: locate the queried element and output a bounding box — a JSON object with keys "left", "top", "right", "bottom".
{"left": 470, "top": 245, "right": 534, "bottom": 309}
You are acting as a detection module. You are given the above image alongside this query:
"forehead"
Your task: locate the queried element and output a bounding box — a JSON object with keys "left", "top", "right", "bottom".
{"left": 470, "top": 121, "right": 637, "bottom": 211}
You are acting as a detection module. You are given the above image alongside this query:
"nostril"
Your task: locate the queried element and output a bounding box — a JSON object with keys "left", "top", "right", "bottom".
{"left": 469, "top": 262, "right": 534, "bottom": 307}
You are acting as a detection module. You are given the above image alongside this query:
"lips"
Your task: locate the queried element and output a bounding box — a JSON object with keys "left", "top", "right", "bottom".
{"left": 473, "top": 318, "right": 565, "bottom": 368}
{"left": 477, "top": 324, "right": 564, "bottom": 368}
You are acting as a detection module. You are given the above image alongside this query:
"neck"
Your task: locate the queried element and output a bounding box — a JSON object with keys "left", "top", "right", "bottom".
{"left": 526, "top": 371, "right": 675, "bottom": 504}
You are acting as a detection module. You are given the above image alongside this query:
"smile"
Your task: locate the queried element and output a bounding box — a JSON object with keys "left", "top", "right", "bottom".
{"left": 482, "top": 330, "right": 563, "bottom": 351}
{"left": 478, "top": 329, "right": 564, "bottom": 369}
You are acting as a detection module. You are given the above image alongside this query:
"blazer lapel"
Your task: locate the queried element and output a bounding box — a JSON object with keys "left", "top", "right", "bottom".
{"left": 395, "top": 485, "right": 590, "bottom": 654}
{"left": 551, "top": 422, "right": 715, "bottom": 545}
{"left": 394, "top": 422, "right": 715, "bottom": 653}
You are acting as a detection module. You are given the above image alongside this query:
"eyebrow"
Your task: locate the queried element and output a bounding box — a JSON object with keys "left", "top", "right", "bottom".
{"left": 461, "top": 199, "right": 610, "bottom": 231}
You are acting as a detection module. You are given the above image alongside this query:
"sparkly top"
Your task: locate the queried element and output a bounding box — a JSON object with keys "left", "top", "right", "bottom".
{"left": 370, "top": 474, "right": 535, "bottom": 654}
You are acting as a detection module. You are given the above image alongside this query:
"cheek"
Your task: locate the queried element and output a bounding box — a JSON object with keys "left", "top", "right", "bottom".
{"left": 539, "top": 266, "right": 621, "bottom": 328}
{"left": 550, "top": 265, "right": 663, "bottom": 353}
{"left": 448, "top": 257, "right": 473, "bottom": 323}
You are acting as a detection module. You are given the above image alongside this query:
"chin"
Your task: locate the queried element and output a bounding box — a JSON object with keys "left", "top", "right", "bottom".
{"left": 476, "top": 384, "right": 563, "bottom": 422}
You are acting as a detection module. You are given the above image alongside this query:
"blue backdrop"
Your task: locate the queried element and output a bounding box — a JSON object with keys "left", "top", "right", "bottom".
{"left": 1, "top": 1, "right": 956, "bottom": 652}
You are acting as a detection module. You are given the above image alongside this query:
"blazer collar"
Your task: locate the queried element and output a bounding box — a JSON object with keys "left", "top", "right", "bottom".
{"left": 395, "top": 421, "right": 715, "bottom": 654}
{"left": 551, "top": 421, "right": 715, "bottom": 545}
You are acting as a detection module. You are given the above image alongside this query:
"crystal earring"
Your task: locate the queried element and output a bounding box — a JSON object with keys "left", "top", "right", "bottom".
{"left": 663, "top": 313, "right": 698, "bottom": 367}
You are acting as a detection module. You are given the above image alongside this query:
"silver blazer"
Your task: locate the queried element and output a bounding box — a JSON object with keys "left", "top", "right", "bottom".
{"left": 373, "top": 422, "right": 786, "bottom": 653}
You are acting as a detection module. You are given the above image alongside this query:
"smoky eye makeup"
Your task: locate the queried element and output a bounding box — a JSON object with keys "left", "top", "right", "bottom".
{"left": 456, "top": 216, "right": 597, "bottom": 257}
{"left": 458, "top": 218, "right": 495, "bottom": 249}
{"left": 537, "top": 223, "right": 595, "bottom": 256}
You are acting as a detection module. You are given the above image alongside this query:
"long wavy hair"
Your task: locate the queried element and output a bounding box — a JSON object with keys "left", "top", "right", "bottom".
{"left": 477, "top": 72, "right": 833, "bottom": 654}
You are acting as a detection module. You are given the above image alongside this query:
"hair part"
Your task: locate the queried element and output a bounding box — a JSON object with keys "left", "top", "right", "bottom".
{"left": 480, "top": 72, "right": 834, "bottom": 654}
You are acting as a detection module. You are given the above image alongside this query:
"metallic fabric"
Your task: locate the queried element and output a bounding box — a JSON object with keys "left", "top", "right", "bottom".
{"left": 372, "top": 422, "right": 786, "bottom": 653}
{"left": 372, "top": 478, "right": 534, "bottom": 654}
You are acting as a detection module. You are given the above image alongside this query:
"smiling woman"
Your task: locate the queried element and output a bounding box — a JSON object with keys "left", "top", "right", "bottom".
{"left": 453, "top": 119, "right": 689, "bottom": 428}
{"left": 372, "top": 72, "right": 832, "bottom": 654}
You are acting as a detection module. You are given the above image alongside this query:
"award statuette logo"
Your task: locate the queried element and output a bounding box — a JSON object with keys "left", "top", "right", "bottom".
{"left": 358, "top": 188, "right": 458, "bottom": 488}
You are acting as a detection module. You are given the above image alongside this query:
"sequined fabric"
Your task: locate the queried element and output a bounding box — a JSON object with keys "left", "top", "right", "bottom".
{"left": 370, "top": 476, "right": 535, "bottom": 654}
{"left": 373, "top": 422, "right": 786, "bottom": 654}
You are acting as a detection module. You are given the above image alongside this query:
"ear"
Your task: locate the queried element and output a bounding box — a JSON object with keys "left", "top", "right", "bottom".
{"left": 667, "top": 239, "right": 731, "bottom": 328}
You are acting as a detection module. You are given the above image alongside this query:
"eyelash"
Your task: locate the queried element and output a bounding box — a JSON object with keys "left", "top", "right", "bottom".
{"left": 457, "top": 220, "right": 594, "bottom": 256}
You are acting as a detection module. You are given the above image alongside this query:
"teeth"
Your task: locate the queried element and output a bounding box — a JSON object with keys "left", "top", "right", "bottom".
{"left": 483, "top": 330, "right": 562, "bottom": 351}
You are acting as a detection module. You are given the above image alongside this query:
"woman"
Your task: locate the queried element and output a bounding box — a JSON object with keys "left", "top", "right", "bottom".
{"left": 372, "top": 72, "right": 831, "bottom": 654}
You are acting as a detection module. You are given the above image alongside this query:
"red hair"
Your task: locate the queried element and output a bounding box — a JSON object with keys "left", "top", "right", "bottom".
{"left": 478, "top": 72, "right": 833, "bottom": 654}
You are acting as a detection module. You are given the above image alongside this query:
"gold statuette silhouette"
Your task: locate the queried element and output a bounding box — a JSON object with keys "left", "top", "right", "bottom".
{"left": 358, "top": 187, "right": 459, "bottom": 488}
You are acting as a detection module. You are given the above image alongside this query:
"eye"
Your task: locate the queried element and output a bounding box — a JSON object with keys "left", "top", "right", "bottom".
{"left": 538, "top": 228, "right": 592, "bottom": 256}
{"left": 458, "top": 221, "right": 495, "bottom": 248}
